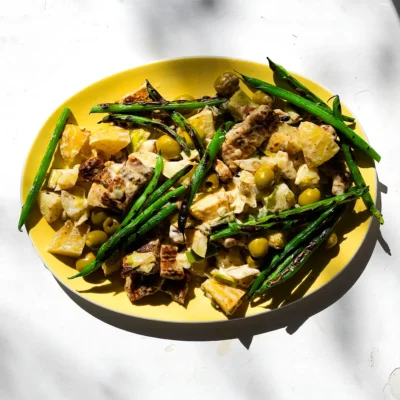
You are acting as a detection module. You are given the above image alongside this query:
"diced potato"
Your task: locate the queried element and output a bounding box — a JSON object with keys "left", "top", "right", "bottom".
{"left": 89, "top": 125, "right": 130, "bottom": 155}
{"left": 163, "top": 159, "right": 194, "bottom": 181}
{"left": 119, "top": 83, "right": 151, "bottom": 103}
{"left": 102, "top": 250, "right": 124, "bottom": 276}
{"left": 299, "top": 121, "right": 340, "bottom": 168}
{"left": 295, "top": 163, "right": 320, "bottom": 190}
{"left": 223, "top": 265, "right": 260, "bottom": 288}
{"left": 186, "top": 108, "right": 216, "bottom": 139}
{"left": 132, "top": 151, "right": 158, "bottom": 168}
{"left": 205, "top": 212, "right": 235, "bottom": 228}
{"left": 263, "top": 182, "right": 295, "bottom": 212}
{"left": 190, "top": 189, "right": 230, "bottom": 222}
{"left": 191, "top": 229, "right": 208, "bottom": 258}
{"left": 60, "top": 187, "right": 88, "bottom": 225}
{"left": 87, "top": 183, "right": 107, "bottom": 208}
{"left": 266, "top": 232, "right": 287, "bottom": 249}
{"left": 266, "top": 124, "right": 302, "bottom": 155}
{"left": 233, "top": 170, "right": 257, "bottom": 209}
{"left": 226, "top": 184, "right": 246, "bottom": 214}
{"left": 48, "top": 165, "right": 79, "bottom": 191}
{"left": 227, "top": 89, "right": 257, "bottom": 121}
{"left": 169, "top": 225, "right": 185, "bottom": 244}
{"left": 133, "top": 151, "right": 195, "bottom": 185}
{"left": 38, "top": 191, "right": 63, "bottom": 223}
{"left": 201, "top": 278, "right": 246, "bottom": 315}
{"left": 60, "top": 124, "right": 90, "bottom": 163}
{"left": 181, "top": 149, "right": 200, "bottom": 161}
{"left": 139, "top": 139, "right": 157, "bottom": 153}
{"left": 262, "top": 151, "right": 297, "bottom": 180}
{"left": 233, "top": 157, "right": 269, "bottom": 173}
{"left": 47, "top": 220, "right": 90, "bottom": 258}
{"left": 211, "top": 271, "right": 237, "bottom": 287}
{"left": 124, "top": 251, "right": 156, "bottom": 274}
{"left": 176, "top": 252, "right": 191, "bottom": 270}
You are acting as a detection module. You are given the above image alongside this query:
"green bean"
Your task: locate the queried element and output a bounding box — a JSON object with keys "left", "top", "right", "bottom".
{"left": 18, "top": 108, "right": 70, "bottom": 231}
{"left": 68, "top": 203, "right": 177, "bottom": 279}
{"left": 145, "top": 79, "right": 166, "bottom": 103}
{"left": 90, "top": 97, "right": 226, "bottom": 114}
{"left": 248, "top": 206, "right": 337, "bottom": 298}
{"left": 142, "top": 165, "right": 193, "bottom": 209}
{"left": 267, "top": 58, "right": 354, "bottom": 122}
{"left": 178, "top": 121, "right": 234, "bottom": 234}
{"left": 100, "top": 114, "right": 191, "bottom": 156}
{"left": 171, "top": 112, "right": 205, "bottom": 157}
{"left": 255, "top": 212, "right": 342, "bottom": 295}
{"left": 145, "top": 80, "right": 205, "bottom": 157}
{"left": 210, "top": 217, "right": 307, "bottom": 240}
{"left": 211, "top": 186, "right": 367, "bottom": 239}
{"left": 69, "top": 185, "right": 185, "bottom": 279}
{"left": 118, "top": 153, "right": 163, "bottom": 232}
{"left": 239, "top": 73, "right": 381, "bottom": 162}
{"left": 123, "top": 203, "right": 178, "bottom": 249}
{"left": 97, "top": 185, "right": 185, "bottom": 262}
{"left": 332, "top": 96, "right": 384, "bottom": 225}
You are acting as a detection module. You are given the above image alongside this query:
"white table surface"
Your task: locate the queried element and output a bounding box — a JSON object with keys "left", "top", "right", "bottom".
{"left": 1, "top": 0, "right": 400, "bottom": 399}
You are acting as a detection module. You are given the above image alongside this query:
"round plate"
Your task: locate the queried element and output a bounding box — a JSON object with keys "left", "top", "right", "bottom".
{"left": 22, "top": 57, "right": 376, "bottom": 322}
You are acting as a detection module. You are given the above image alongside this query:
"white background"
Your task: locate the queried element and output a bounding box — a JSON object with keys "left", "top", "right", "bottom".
{"left": 1, "top": 0, "right": 400, "bottom": 399}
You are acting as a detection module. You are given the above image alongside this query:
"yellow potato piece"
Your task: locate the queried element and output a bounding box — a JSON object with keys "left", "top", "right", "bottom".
{"left": 191, "top": 229, "right": 208, "bottom": 257}
{"left": 60, "top": 124, "right": 90, "bottom": 163}
{"left": 48, "top": 165, "right": 79, "bottom": 191}
{"left": 47, "top": 220, "right": 90, "bottom": 258}
{"left": 38, "top": 191, "right": 63, "bottom": 224}
{"left": 187, "top": 108, "right": 215, "bottom": 139}
{"left": 190, "top": 189, "right": 230, "bottom": 221}
{"left": 87, "top": 183, "right": 108, "bottom": 208}
{"left": 89, "top": 125, "right": 130, "bottom": 155}
{"left": 60, "top": 187, "right": 88, "bottom": 225}
{"left": 201, "top": 278, "right": 246, "bottom": 315}
{"left": 299, "top": 121, "right": 340, "bottom": 168}
{"left": 266, "top": 123, "right": 302, "bottom": 155}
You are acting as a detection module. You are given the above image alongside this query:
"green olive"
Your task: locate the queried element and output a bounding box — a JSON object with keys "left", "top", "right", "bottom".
{"left": 156, "top": 135, "right": 181, "bottom": 160}
{"left": 252, "top": 90, "right": 273, "bottom": 106}
{"left": 325, "top": 232, "right": 338, "bottom": 249}
{"left": 173, "top": 94, "right": 196, "bottom": 116}
{"left": 173, "top": 94, "right": 195, "bottom": 102}
{"left": 248, "top": 237, "right": 269, "bottom": 259}
{"left": 75, "top": 252, "right": 96, "bottom": 272}
{"left": 103, "top": 217, "right": 120, "bottom": 235}
{"left": 246, "top": 254, "right": 262, "bottom": 268}
{"left": 254, "top": 166, "right": 275, "bottom": 189}
{"left": 298, "top": 188, "right": 321, "bottom": 206}
{"left": 86, "top": 230, "right": 108, "bottom": 249}
{"left": 203, "top": 173, "right": 220, "bottom": 193}
{"left": 179, "top": 131, "right": 195, "bottom": 150}
{"left": 214, "top": 72, "right": 240, "bottom": 97}
{"left": 91, "top": 210, "right": 108, "bottom": 227}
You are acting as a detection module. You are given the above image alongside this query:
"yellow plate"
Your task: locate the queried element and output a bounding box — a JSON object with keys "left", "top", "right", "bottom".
{"left": 21, "top": 57, "right": 376, "bottom": 322}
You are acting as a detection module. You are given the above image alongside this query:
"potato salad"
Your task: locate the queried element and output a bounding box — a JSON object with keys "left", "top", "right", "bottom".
{"left": 19, "top": 58, "right": 381, "bottom": 316}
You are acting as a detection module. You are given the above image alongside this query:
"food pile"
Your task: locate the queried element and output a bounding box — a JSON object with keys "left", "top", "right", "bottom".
{"left": 19, "top": 58, "right": 382, "bottom": 316}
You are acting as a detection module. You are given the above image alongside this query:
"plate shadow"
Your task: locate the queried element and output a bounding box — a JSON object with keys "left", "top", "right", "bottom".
{"left": 57, "top": 218, "right": 381, "bottom": 342}
{"left": 57, "top": 177, "right": 388, "bottom": 343}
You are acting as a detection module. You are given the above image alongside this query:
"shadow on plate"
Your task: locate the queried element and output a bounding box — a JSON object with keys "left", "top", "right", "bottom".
{"left": 57, "top": 179, "right": 388, "bottom": 343}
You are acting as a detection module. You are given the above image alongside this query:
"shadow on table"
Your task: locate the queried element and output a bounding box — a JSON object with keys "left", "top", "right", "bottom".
{"left": 392, "top": 0, "right": 400, "bottom": 19}
{"left": 58, "top": 179, "right": 388, "bottom": 344}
